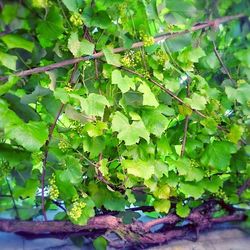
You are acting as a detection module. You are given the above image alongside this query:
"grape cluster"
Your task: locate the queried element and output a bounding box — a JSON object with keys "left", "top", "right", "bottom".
{"left": 49, "top": 174, "right": 59, "bottom": 200}
{"left": 0, "top": 160, "right": 12, "bottom": 179}
{"left": 190, "top": 159, "right": 199, "bottom": 168}
{"left": 70, "top": 12, "right": 83, "bottom": 27}
{"left": 121, "top": 51, "right": 142, "bottom": 68}
{"left": 155, "top": 49, "right": 169, "bottom": 65}
{"left": 139, "top": 31, "right": 154, "bottom": 47}
{"left": 68, "top": 200, "right": 86, "bottom": 221}
{"left": 138, "top": 69, "right": 151, "bottom": 79}
{"left": 64, "top": 86, "right": 73, "bottom": 92}
{"left": 32, "top": 0, "right": 48, "bottom": 8}
{"left": 215, "top": 188, "right": 228, "bottom": 202}
{"left": 72, "top": 121, "right": 84, "bottom": 134}
{"left": 58, "top": 140, "right": 68, "bottom": 152}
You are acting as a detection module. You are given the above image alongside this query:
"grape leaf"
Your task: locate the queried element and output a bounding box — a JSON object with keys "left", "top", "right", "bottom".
{"left": 179, "top": 182, "right": 204, "bottom": 199}
{"left": 111, "top": 111, "right": 150, "bottom": 145}
{"left": 153, "top": 184, "right": 171, "bottom": 199}
{"left": 176, "top": 202, "right": 190, "bottom": 218}
{"left": 62, "top": 0, "right": 82, "bottom": 11}
{"left": 80, "top": 93, "right": 110, "bottom": 117}
{"left": 1, "top": 34, "right": 34, "bottom": 52}
{"left": 185, "top": 93, "right": 207, "bottom": 110}
{"left": 36, "top": 6, "right": 64, "bottom": 46}
{"left": 201, "top": 141, "right": 237, "bottom": 169}
{"left": 202, "top": 176, "right": 223, "bottom": 193}
{"left": 111, "top": 70, "right": 135, "bottom": 93}
{"left": 68, "top": 32, "right": 94, "bottom": 57}
{"left": 103, "top": 46, "right": 121, "bottom": 66}
{"left": 122, "top": 159, "right": 154, "bottom": 180}
{"left": 142, "top": 108, "right": 169, "bottom": 137}
{"left": 227, "top": 124, "right": 244, "bottom": 144}
{"left": 59, "top": 156, "right": 82, "bottom": 184}
{"left": 0, "top": 51, "right": 17, "bottom": 70}
{"left": 5, "top": 121, "right": 48, "bottom": 152}
{"left": 225, "top": 83, "right": 250, "bottom": 105}
{"left": 138, "top": 82, "right": 159, "bottom": 107}
{"left": 0, "top": 76, "right": 19, "bottom": 96}
{"left": 153, "top": 199, "right": 171, "bottom": 213}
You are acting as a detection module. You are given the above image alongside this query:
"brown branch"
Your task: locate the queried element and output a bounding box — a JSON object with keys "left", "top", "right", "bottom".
{"left": 0, "top": 14, "right": 245, "bottom": 82}
{"left": 212, "top": 40, "right": 234, "bottom": 84}
{"left": 0, "top": 210, "right": 245, "bottom": 248}
{"left": 0, "top": 215, "right": 121, "bottom": 234}
{"left": 237, "top": 178, "right": 250, "bottom": 196}
{"left": 143, "top": 214, "right": 180, "bottom": 232}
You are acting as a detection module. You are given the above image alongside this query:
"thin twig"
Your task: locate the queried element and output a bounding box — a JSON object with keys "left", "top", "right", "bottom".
{"left": 84, "top": 27, "right": 99, "bottom": 79}
{"left": 237, "top": 178, "right": 250, "bottom": 196}
{"left": 212, "top": 40, "right": 235, "bottom": 84}
{"left": 5, "top": 178, "right": 20, "bottom": 219}
{"left": 0, "top": 14, "right": 245, "bottom": 82}
{"left": 41, "top": 103, "right": 64, "bottom": 221}
{"left": 120, "top": 66, "right": 206, "bottom": 118}
{"left": 181, "top": 82, "right": 191, "bottom": 157}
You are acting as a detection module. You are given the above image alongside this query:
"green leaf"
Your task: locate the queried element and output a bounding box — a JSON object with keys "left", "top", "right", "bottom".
{"left": 176, "top": 202, "right": 190, "bottom": 218}
{"left": 59, "top": 156, "right": 82, "bottom": 185}
{"left": 202, "top": 176, "right": 223, "bottom": 193}
{"left": 0, "top": 76, "right": 19, "bottom": 96}
{"left": 112, "top": 112, "right": 150, "bottom": 145}
{"left": 13, "top": 179, "right": 39, "bottom": 199}
{"left": 85, "top": 121, "right": 107, "bottom": 137}
{"left": 68, "top": 32, "right": 94, "bottom": 57}
{"left": 234, "top": 48, "right": 250, "bottom": 67}
{"left": 122, "top": 159, "right": 154, "bottom": 180}
{"left": 1, "top": 34, "right": 34, "bottom": 52}
{"left": 103, "top": 46, "right": 121, "bottom": 67}
{"left": 80, "top": 93, "right": 110, "bottom": 117}
{"left": 185, "top": 93, "right": 207, "bottom": 110}
{"left": 62, "top": 0, "right": 82, "bottom": 11}
{"left": 3, "top": 93, "right": 40, "bottom": 122}
{"left": 93, "top": 236, "right": 107, "bottom": 250}
{"left": 174, "top": 158, "right": 204, "bottom": 182}
{"left": 111, "top": 70, "right": 135, "bottom": 93}
{"left": 5, "top": 121, "right": 48, "bottom": 152}
{"left": 142, "top": 108, "right": 169, "bottom": 137}
{"left": 201, "top": 141, "right": 237, "bottom": 169}
{"left": 36, "top": 6, "right": 64, "bottom": 46}
{"left": 0, "top": 51, "right": 17, "bottom": 70}
{"left": 82, "top": 9, "right": 111, "bottom": 29}
{"left": 227, "top": 124, "right": 244, "bottom": 144}
{"left": 225, "top": 84, "right": 250, "bottom": 105}
{"left": 179, "top": 182, "right": 204, "bottom": 199}
{"left": 153, "top": 199, "right": 171, "bottom": 213}
{"left": 153, "top": 184, "right": 170, "bottom": 199}
{"left": 178, "top": 47, "right": 206, "bottom": 63}
{"left": 138, "top": 82, "right": 159, "bottom": 107}
{"left": 83, "top": 136, "right": 105, "bottom": 158}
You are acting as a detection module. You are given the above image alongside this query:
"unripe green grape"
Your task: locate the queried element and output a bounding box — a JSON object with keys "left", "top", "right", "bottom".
{"left": 58, "top": 140, "right": 68, "bottom": 152}
{"left": 0, "top": 160, "right": 12, "bottom": 177}
{"left": 68, "top": 200, "right": 86, "bottom": 221}
{"left": 32, "top": 0, "right": 48, "bottom": 8}
{"left": 49, "top": 174, "right": 59, "bottom": 200}
{"left": 70, "top": 13, "right": 83, "bottom": 27}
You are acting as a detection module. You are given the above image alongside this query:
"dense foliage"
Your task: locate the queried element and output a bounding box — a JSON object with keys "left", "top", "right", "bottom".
{"left": 0, "top": 0, "right": 249, "bottom": 229}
